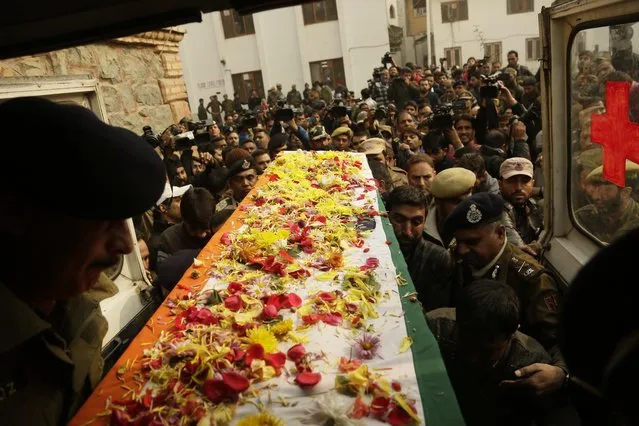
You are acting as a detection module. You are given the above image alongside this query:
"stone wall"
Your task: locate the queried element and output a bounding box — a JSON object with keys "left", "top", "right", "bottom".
{"left": 0, "top": 28, "right": 191, "bottom": 133}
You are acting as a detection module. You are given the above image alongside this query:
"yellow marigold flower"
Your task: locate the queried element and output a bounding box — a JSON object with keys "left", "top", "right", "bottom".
{"left": 236, "top": 411, "right": 285, "bottom": 426}
{"left": 246, "top": 326, "right": 278, "bottom": 353}
{"left": 270, "top": 319, "right": 293, "bottom": 338}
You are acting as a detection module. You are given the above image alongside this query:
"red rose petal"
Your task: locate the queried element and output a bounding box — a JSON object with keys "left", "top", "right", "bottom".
{"left": 220, "top": 233, "right": 231, "bottom": 246}
{"left": 287, "top": 344, "right": 306, "bottom": 363}
{"left": 295, "top": 371, "right": 322, "bottom": 387}
{"left": 317, "top": 292, "right": 335, "bottom": 302}
{"left": 392, "top": 381, "right": 402, "bottom": 392}
{"left": 202, "top": 378, "right": 226, "bottom": 403}
{"left": 387, "top": 404, "right": 416, "bottom": 426}
{"left": 228, "top": 282, "right": 243, "bottom": 294}
{"left": 370, "top": 396, "right": 391, "bottom": 418}
{"left": 351, "top": 396, "right": 370, "bottom": 419}
{"left": 321, "top": 312, "right": 343, "bottom": 326}
{"left": 263, "top": 303, "right": 279, "bottom": 318}
{"left": 221, "top": 371, "right": 250, "bottom": 393}
{"left": 246, "top": 344, "right": 265, "bottom": 365}
{"left": 264, "top": 352, "right": 286, "bottom": 369}
{"left": 302, "top": 314, "right": 321, "bottom": 325}
{"left": 279, "top": 249, "right": 295, "bottom": 264}
{"left": 224, "top": 295, "right": 243, "bottom": 312}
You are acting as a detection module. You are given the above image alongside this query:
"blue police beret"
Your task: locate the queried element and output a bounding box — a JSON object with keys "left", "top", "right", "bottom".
{"left": 0, "top": 97, "right": 165, "bottom": 220}
{"left": 443, "top": 192, "right": 505, "bottom": 235}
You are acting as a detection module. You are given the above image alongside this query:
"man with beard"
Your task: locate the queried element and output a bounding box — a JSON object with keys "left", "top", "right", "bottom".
{"left": 157, "top": 187, "right": 215, "bottom": 264}
{"left": 444, "top": 193, "right": 568, "bottom": 397}
{"left": 499, "top": 158, "right": 543, "bottom": 254}
{"left": 428, "top": 280, "right": 578, "bottom": 426}
{"left": 575, "top": 161, "right": 639, "bottom": 244}
{"left": 215, "top": 156, "right": 259, "bottom": 213}
{"left": 406, "top": 154, "right": 436, "bottom": 199}
{"left": 0, "top": 97, "right": 165, "bottom": 425}
{"left": 388, "top": 186, "right": 453, "bottom": 311}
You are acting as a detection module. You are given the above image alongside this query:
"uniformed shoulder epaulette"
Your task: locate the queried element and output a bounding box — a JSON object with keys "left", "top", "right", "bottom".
{"left": 215, "top": 198, "right": 231, "bottom": 213}
{"left": 503, "top": 200, "right": 514, "bottom": 211}
{"left": 391, "top": 167, "right": 407, "bottom": 175}
{"left": 510, "top": 253, "right": 544, "bottom": 280}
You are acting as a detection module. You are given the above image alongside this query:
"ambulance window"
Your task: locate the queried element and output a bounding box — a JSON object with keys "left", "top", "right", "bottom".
{"left": 569, "top": 22, "right": 639, "bottom": 245}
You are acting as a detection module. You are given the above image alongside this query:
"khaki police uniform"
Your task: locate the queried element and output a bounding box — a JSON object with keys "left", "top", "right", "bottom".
{"left": 389, "top": 166, "right": 408, "bottom": 189}
{"left": 0, "top": 274, "right": 117, "bottom": 425}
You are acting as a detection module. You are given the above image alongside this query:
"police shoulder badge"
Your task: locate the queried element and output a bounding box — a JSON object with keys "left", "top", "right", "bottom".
{"left": 241, "top": 159, "right": 251, "bottom": 170}
{"left": 466, "top": 204, "right": 482, "bottom": 224}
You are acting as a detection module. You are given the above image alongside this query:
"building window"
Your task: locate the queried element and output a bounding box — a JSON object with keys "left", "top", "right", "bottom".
{"left": 413, "top": 0, "right": 427, "bottom": 17}
{"left": 444, "top": 47, "right": 462, "bottom": 67}
{"left": 302, "top": 0, "right": 338, "bottom": 25}
{"left": 526, "top": 37, "right": 541, "bottom": 61}
{"left": 484, "top": 42, "right": 502, "bottom": 64}
{"left": 221, "top": 9, "right": 255, "bottom": 38}
{"left": 507, "top": 0, "right": 534, "bottom": 14}
{"left": 389, "top": 5, "right": 396, "bottom": 19}
{"left": 309, "top": 58, "right": 346, "bottom": 87}
{"left": 231, "top": 71, "right": 265, "bottom": 103}
{"left": 441, "top": 1, "right": 468, "bottom": 23}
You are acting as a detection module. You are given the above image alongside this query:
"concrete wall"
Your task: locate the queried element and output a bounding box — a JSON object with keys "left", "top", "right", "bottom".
{"left": 180, "top": 0, "right": 390, "bottom": 112}
{"left": 0, "top": 29, "right": 190, "bottom": 132}
{"left": 430, "top": 0, "right": 553, "bottom": 72}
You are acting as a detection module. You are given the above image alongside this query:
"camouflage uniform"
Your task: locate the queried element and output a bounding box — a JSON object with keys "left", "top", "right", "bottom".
{"left": 452, "top": 243, "right": 565, "bottom": 364}
{"left": 0, "top": 274, "right": 117, "bottom": 425}
{"left": 502, "top": 198, "right": 543, "bottom": 247}
{"left": 575, "top": 198, "right": 639, "bottom": 244}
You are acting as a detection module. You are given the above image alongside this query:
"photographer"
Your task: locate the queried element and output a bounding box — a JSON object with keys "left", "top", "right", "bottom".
{"left": 388, "top": 67, "right": 420, "bottom": 111}
{"left": 371, "top": 67, "right": 391, "bottom": 108}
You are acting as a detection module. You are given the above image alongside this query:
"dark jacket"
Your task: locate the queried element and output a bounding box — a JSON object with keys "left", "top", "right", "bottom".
{"left": 387, "top": 78, "right": 420, "bottom": 111}
{"left": 427, "top": 308, "right": 579, "bottom": 426}
{"left": 157, "top": 222, "right": 208, "bottom": 265}
{"left": 402, "top": 237, "right": 453, "bottom": 312}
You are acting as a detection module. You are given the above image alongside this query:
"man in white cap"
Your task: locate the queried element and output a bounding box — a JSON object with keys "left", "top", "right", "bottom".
{"left": 499, "top": 157, "right": 543, "bottom": 254}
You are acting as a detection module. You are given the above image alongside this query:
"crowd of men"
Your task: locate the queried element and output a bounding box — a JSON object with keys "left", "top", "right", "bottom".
{"left": 4, "top": 47, "right": 637, "bottom": 426}
{"left": 125, "top": 50, "right": 587, "bottom": 425}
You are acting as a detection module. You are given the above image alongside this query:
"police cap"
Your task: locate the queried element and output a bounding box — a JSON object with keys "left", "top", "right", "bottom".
{"left": 430, "top": 167, "right": 476, "bottom": 199}
{"left": 359, "top": 138, "right": 386, "bottom": 155}
{"left": 227, "top": 156, "right": 258, "bottom": 178}
{"left": 0, "top": 97, "right": 165, "bottom": 220}
{"left": 443, "top": 192, "right": 505, "bottom": 235}
{"left": 587, "top": 160, "right": 639, "bottom": 183}
{"left": 331, "top": 126, "right": 353, "bottom": 139}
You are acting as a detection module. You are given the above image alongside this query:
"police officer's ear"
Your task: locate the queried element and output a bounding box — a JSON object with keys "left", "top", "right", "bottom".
{"left": 495, "top": 223, "right": 506, "bottom": 241}
{"left": 620, "top": 186, "right": 633, "bottom": 201}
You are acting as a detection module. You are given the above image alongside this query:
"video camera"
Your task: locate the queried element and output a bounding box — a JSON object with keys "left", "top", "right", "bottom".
{"left": 141, "top": 125, "right": 160, "bottom": 148}
{"left": 480, "top": 73, "right": 503, "bottom": 99}
{"left": 381, "top": 52, "right": 394, "bottom": 67}
{"left": 428, "top": 104, "right": 454, "bottom": 130}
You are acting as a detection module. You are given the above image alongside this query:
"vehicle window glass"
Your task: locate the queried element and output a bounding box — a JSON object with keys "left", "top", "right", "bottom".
{"left": 570, "top": 22, "right": 639, "bottom": 245}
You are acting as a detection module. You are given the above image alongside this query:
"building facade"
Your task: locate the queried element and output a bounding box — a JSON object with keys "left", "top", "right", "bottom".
{"left": 179, "top": 0, "right": 390, "bottom": 108}
{"left": 429, "top": 0, "right": 553, "bottom": 72}
{"left": 0, "top": 28, "right": 190, "bottom": 133}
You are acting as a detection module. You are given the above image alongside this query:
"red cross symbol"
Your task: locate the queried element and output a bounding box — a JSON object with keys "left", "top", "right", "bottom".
{"left": 591, "top": 81, "right": 639, "bottom": 187}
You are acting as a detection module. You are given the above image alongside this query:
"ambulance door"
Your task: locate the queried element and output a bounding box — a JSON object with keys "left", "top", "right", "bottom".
{"left": 540, "top": 0, "right": 639, "bottom": 283}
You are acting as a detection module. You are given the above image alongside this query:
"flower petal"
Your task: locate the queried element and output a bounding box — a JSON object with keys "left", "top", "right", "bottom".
{"left": 221, "top": 371, "right": 249, "bottom": 393}
{"left": 295, "top": 372, "right": 322, "bottom": 387}
{"left": 287, "top": 344, "right": 306, "bottom": 363}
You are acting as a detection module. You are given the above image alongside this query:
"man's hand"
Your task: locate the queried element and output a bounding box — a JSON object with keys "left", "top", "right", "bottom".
{"left": 519, "top": 243, "right": 539, "bottom": 257}
{"left": 498, "top": 81, "right": 517, "bottom": 107}
{"left": 500, "top": 363, "right": 565, "bottom": 396}
{"left": 399, "top": 143, "right": 411, "bottom": 152}
{"left": 199, "top": 152, "right": 214, "bottom": 166}
{"left": 444, "top": 126, "right": 463, "bottom": 149}
{"left": 287, "top": 118, "right": 298, "bottom": 132}
{"left": 511, "top": 121, "right": 527, "bottom": 140}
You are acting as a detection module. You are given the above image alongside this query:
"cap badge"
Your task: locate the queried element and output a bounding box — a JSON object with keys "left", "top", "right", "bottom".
{"left": 515, "top": 162, "right": 524, "bottom": 171}
{"left": 466, "top": 204, "right": 482, "bottom": 224}
{"left": 241, "top": 159, "right": 251, "bottom": 170}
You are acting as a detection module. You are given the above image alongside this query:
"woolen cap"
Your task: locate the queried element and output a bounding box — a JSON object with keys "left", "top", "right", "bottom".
{"left": 227, "top": 156, "right": 257, "bottom": 178}
{"left": 430, "top": 167, "right": 476, "bottom": 199}
{"left": 331, "top": 126, "right": 353, "bottom": 138}
{"left": 443, "top": 192, "right": 505, "bottom": 235}
{"left": 0, "top": 97, "right": 165, "bottom": 220}
{"left": 500, "top": 157, "right": 534, "bottom": 179}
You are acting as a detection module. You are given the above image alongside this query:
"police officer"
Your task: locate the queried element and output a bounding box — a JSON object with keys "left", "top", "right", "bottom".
{"left": 444, "top": 193, "right": 568, "bottom": 396}
{"left": 499, "top": 157, "right": 543, "bottom": 255}
{"left": 575, "top": 161, "right": 639, "bottom": 244}
{"left": 309, "top": 125, "right": 331, "bottom": 151}
{"left": 359, "top": 138, "right": 407, "bottom": 190}
{"left": 0, "top": 98, "right": 165, "bottom": 425}
{"left": 424, "top": 167, "right": 476, "bottom": 247}
{"left": 330, "top": 126, "right": 353, "bottom": 151}
{"left": 215, "top": 157, "right": 259, "bottom": 213}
